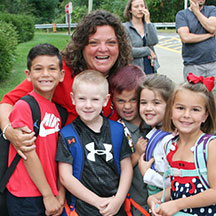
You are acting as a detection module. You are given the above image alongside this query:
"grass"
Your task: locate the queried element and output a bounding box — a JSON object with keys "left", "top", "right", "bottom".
{"left": 0, "top": 32, "right": 70, "bottom": 100}
{"left": 157, "top": 28, "right": 176, "bottom": 33}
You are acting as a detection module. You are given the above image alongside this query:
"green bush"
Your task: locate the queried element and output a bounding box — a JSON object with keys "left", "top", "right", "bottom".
{"left": 0, "top": 21, "right": 18, "bottom": 81}
{"left": 0, "top": 13, "right": 35, "bottom": 43}
{"left": 18, "top": 15, "right": 35, "bottom": 42}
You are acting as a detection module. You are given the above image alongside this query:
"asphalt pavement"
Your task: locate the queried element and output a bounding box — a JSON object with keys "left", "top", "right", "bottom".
{"left": 155, "top": 33, "right": 184, "bottom": 84}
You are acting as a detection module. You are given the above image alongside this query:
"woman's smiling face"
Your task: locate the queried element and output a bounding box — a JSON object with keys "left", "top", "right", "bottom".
{"left": 83, "top": 25, "right": 119, "bottom": 77}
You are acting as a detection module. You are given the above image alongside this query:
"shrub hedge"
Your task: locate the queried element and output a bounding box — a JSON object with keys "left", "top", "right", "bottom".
{"left": 0, "top": 13, "right": 35, "bottom": 43}
{"left": 0, "top": 21, "right": 18, "bottom": 81}
{"left": 0, "top": 13, "right": 35, "bottom": 81}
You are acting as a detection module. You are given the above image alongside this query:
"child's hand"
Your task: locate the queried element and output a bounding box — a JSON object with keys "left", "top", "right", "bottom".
{"left": 99, "top": 196, "right": 121, "bottom": 216}
{"left": 154, "top": 200, "right": 179, "bottom": 216}
{"left": 135, "top": 137, "right": 148, "bottom": 157}
{"left": 138, "top": 153, "right": 155, "bottom": 176}
{"left": 53, "top": 191, "right": 65, "bottom": 215}
{"left": 147, "top": 195, "right": 161, "bottom": 216}
{"left": 131, "top": 137, "right": 148, "bottom": 167}
{"left": 43, "top": 194, "right": 62, "bottom": 216}
{"left": 93, "top": 196, "right": 112, "bottom": 212}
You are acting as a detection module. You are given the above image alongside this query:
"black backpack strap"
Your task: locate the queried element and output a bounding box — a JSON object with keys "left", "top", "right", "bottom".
{"left": 55, "top": 103, "right": 68, "bottom": 127}
{"left": 0, "top": 95, "right": 41, "bottom": 193}
{"left": 21, "top": 95, "right": 41, "bottom": 137}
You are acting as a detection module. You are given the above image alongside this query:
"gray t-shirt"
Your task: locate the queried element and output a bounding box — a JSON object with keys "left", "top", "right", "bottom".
{"left": 176, "top": 6, "right": 216, "bottom": 65}
{"left": 122, "top": 120, "right": 151, "bottom": 214}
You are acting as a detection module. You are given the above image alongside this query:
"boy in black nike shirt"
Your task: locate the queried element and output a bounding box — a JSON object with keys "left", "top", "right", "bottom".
{"left": 56, "top": 70, "right": 133, "bottom": 216}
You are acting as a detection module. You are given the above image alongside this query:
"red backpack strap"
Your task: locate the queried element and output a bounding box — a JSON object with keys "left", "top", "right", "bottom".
{"left": 124, "top": 194, "right": 150, "bottom": 216}
{"left": 64, "top": 200, "right": 79, "bottom": 216}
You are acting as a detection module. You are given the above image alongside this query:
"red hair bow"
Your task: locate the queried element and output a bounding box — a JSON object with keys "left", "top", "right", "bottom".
{"left": 187, "top": 73, "right": 215, "bottom": 92}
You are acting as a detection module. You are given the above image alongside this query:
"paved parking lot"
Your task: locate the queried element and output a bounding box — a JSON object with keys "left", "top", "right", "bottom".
{"left": 155, "top": 33, "right": 184, "bottom": 84}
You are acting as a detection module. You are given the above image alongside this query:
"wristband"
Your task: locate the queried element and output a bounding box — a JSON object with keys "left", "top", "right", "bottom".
{"left": 2, "top": 124, "right": 11, "bottom": 140}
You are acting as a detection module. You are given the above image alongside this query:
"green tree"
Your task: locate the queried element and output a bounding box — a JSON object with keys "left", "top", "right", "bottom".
{"left": 207, "top": 0, "right": 215, "bottom": 5}
{"left": 55, "top": 0, "right": 87, "bottom": 23}
{"left": 0, "top": 0, "right": 34, "bottom": 14}
{"left": 28, "top": 0, "right": 59, "bottom": 23}
{"left": 146, "top": 0, "right": 184, "bottom": 22}
{"left": 98, "top": 0, "right": 128, "bottom": 20}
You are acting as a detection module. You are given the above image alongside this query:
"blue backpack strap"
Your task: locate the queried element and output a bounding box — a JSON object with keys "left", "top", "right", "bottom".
{"left": 59, "top": 123, "right": 84, "bottom": 181}
{"left": 194, "top": 134, "right": 216, "bottom": 190}
{"left": 59, "top": 123, "right": 84, "bottom": 208}
{"left": 108, "top": 119, "right": 123, "bottom": 174}
{"left": 145, "top": 129, "right": 170, "bottom": 170}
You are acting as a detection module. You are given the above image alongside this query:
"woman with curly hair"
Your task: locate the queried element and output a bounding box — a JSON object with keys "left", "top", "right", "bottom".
{"left": 0, "top": 10, "right": 132, "bottom": 155}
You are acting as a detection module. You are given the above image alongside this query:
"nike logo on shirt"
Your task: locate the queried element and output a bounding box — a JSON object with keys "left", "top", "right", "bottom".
{"left": 39, "top": 112, "right": 60, "bottom": 137}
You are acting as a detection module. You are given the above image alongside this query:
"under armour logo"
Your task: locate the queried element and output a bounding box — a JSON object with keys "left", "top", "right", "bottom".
{"left": 86, "top": 142, "right": 113, "bottom": 162}
{"left": 67, "top": 137, "right": 76, "bottom": 145}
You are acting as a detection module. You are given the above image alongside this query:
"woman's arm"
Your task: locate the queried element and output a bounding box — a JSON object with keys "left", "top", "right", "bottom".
{"left": 0, "top": 79, "right": 33, "bottom": 106}
{"left": 0, "top": 103, "right": 36, "bottom": 158}
{"left": 145, "top": 23, "right": 159, "bottom": 46}
{"left": 0, "top": 80, "right": 35, "bottom": 157}
{"left": 132, "top": 46, "right": 151, "bottom": 59}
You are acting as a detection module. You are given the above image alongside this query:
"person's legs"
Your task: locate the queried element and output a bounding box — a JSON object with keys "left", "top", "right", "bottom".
{"left": 6, "top": 191, "right": 45, "bottom": 216}
{"left": 183, "top": 64, "right": 204, "bottom": 81}
{"left": 184, "top": 62, "right": 216, "bottom": 95}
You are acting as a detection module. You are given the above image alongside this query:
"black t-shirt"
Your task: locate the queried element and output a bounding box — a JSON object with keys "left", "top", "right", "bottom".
{"left": 56, "top": 116, "right": 131, "bottom": 215}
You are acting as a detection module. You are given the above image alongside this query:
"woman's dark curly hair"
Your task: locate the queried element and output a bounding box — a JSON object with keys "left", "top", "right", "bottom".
{"left": 62, "top": 10, "right": 132, "bottom": 77}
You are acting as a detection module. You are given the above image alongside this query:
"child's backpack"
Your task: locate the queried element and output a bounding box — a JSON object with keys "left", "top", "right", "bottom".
{"left": 124, "top": 129, "right": 170, "bottom": 216}
{"left": 59, "top": 119, "right": 124, "bottom": 216}
{"left": 157, "top": 133, "right": 215, "bottom": 215}
{"left": 0, "top": 94, "right": 67, "bottom": 215}
{"left": 145, "top": 129, "right": 170, "bottom": 170}
{"left": 145, "top": 129, "right": 171, "bottom": 196}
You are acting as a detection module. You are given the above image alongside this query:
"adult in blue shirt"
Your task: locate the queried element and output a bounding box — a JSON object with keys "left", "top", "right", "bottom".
{"left": 176, "top": 0, "right": 216, "bottom": 93}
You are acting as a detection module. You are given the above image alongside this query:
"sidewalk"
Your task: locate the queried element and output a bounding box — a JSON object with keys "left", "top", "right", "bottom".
{"left": 155, "top": 34, "right": 184, "bottom": 84}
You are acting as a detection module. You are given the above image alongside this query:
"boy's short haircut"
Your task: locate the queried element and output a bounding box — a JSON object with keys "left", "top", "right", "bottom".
{"left": 108, "top": 64, "right": 145, "bottom": 95}
{"left": 72, "top": 70, "right": 109, "bottom": 96}
{"left": 27, "top": 43, "right": 63, "bottom": 70}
